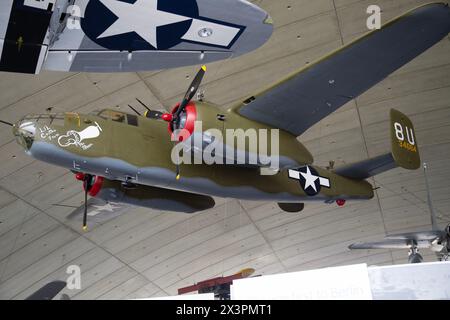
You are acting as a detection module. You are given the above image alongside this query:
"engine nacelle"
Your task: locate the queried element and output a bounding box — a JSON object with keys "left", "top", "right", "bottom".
{"left": 76, "top": 175, "right": 215, "bottom": 214}
{"left": 170, "top": 101, "right": 313, "bottom": 169}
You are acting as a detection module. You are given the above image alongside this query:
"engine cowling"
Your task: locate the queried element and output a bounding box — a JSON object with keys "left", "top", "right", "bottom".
{"left": 75, "top": 173, "right": 104, "bottom": 197}
{"left": 167, "top": 102, "right": 197, "bottom": 142}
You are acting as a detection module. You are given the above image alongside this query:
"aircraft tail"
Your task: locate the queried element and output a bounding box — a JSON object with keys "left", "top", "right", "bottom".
{"left": 334, "top": 109, "right": 420, "bottom": 179}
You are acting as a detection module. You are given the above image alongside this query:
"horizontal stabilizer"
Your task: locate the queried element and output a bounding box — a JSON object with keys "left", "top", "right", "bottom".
{"left": 333, "top": 153, "right": 396, "bottom": 180}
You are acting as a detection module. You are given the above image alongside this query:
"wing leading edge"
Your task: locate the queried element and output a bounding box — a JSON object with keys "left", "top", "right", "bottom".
{"left": 237, "top": 3, "right": 450, "bottom": 136}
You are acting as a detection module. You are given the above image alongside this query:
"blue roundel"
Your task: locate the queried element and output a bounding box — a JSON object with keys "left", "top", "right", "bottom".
{"left": 81, "top": 0, "right": 199, "bottom": 50}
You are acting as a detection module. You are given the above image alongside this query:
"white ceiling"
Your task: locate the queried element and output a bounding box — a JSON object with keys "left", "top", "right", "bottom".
{"left": 0, "top": 0, "right": 449, "bottom": 299}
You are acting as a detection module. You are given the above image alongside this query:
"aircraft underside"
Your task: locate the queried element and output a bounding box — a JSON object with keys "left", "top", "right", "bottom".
{"left": 28, "top": 140, "right": 373, "bottom": 203}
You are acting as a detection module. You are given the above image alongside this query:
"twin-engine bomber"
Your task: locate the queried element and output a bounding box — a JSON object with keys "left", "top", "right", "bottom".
{"left": 1, "top": 3, "right": 450, "bottom": 230}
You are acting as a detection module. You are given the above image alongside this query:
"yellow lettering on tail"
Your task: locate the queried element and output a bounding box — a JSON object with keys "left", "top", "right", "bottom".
{"left": 398, "top": 141, "right": 417, "bottom": 153}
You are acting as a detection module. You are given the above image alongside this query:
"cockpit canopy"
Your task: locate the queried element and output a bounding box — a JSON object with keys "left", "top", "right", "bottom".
{"left": 97, "top": 109, "right": 138, "bottom": 126}
{"left": 97, "top": 110, "right": 126, "bottom": 123}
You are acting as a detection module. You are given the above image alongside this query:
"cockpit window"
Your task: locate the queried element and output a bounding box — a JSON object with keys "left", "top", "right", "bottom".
{"left": 97, "top": 109, "right": 140, "bottom": 126}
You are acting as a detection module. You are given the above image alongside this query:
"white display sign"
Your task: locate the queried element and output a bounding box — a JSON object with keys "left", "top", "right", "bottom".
{"left": 231, "top": 264, "right": 373, "bottom": 300}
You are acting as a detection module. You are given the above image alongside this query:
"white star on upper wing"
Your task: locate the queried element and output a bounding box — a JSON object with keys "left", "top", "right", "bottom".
{"left": 89, "top": 203, "right": 122, "bottom": 216}
{"left": 98, "top": 0, "right": 191, "bottom": 48}
{"left": 300, "top": 167, "right": 319, "bottom": 192}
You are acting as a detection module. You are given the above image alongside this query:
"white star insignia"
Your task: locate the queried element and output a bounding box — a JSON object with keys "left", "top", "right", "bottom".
{"left": 98, "top": 0, "right": 191, "bottom": 48}
{"left": 89, "top": 203, "right": 122, "bottom": 216}
{"left": 300, "top": 166, "right": 319, "bottom": 192}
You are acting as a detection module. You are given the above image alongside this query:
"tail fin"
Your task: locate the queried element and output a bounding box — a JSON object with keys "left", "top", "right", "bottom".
{"left": 334, "top": 109, "right": 420, "bottom": 179}
{"left": 390, "top": 109, "right": 420, "bottom": 170}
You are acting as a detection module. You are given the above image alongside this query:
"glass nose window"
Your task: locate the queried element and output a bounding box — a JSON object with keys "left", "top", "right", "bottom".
{"left": 20, "top": 113, "right": 65, "bottom": 126}
{"left": 14, "top": 120, "right": 37, "bottom": 150}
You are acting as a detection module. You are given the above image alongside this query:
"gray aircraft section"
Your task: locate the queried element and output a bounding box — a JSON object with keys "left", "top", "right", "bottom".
{"left": 0, "top": 0, "right": 449, "bottom": 299}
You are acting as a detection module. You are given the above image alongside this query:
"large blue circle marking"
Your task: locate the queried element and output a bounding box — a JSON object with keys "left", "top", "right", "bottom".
{"left": 81, "top": 0, "right": 199, "bottom": 50}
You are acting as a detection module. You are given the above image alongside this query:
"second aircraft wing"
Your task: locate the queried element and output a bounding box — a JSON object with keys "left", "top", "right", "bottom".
{"left": 237, "top": 3, "right": 450, "bottom": 137}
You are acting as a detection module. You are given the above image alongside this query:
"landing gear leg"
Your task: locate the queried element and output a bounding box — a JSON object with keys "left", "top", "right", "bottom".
{"left": 121, "top": 177, "right": 137, "bottom": 190}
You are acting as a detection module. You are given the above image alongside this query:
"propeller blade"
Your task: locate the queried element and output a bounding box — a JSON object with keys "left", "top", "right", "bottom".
{"left": 82, "top": 187, "right": 88, "bottom": 231}
{"left": 136, "top": 98, "right": 152, "bottom": 112}
{"left": 174, "top": 141, "right": 181, "bottom": 180}
{"left": 174, "top": 65, "right": 206, "bottom": 120}
{"left": 82, "top": 174, "right": 93, "bottom": 232}
{"left": 0, "top": 120, "right": 13, "bottom": 126}
{"left": 127, "top": 104, "right": 141, "bottom": 116}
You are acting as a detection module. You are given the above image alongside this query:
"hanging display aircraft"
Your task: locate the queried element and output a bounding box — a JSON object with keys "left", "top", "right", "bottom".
{"left": 349, "top": 163, "right": 449, "bottom": 263}
{"left": 1, "top": 3, "right": 450, "bottom": 231}
{"left": 0, "top": 0, "right": 273, "bottom": 74}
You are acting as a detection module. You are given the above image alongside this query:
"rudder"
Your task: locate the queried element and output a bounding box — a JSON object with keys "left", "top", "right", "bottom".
{"left": 390, "top": 109, "right": 421, "bottom": 170}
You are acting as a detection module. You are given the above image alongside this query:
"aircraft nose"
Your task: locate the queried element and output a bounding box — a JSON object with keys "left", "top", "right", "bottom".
{"left": 13, "top": 120, "right": 37, "bottom": 151}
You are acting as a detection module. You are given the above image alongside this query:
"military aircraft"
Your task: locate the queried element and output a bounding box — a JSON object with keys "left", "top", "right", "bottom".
{"left": 1, "top": 3, "right": 450, "bottom": 231}
{"left": 178, "top": 268, "right": 255, "bottom": 300}
{"left": 0, "top": 0, "right": 272, "bottom": 74}
{"left": 349, "top": 163, "right": 450, "bottom": 263}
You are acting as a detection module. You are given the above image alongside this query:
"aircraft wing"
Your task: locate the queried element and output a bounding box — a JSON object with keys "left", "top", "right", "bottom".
{"left": 0, "top": 0, "right": 273, "bottom": 73}
{"left": 349, "top": 239, "right": 432, "bottom": 250}
{"left": 385, "top": 230, "right": 445, "bottom": 241}
{"left": 237, "top": 3, "right": 450, "bottom": 137}
{"left": 349, "top": 240, "right": 415, "bottom": 250}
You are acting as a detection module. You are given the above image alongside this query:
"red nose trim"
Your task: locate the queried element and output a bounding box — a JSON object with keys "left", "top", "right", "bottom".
{"left": 336, "top": 199, "right": 346, "bottom": 207}
{"left": 168, "top": 102, "right": 197, "bottom": 139}
{"left": 87, "top": 176, "right": 104, "bottom": 197}
{"left": 76, "top": 174, "right": 104, "bottom": 197}
{"left": 162, "top": 113, "right": 173, "bottom": 122}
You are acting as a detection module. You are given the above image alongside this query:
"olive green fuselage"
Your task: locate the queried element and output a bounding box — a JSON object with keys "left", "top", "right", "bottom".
{"left": 18, "top": 101, "right": 374, "bottom": 203}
